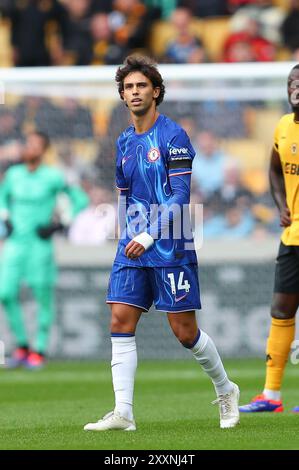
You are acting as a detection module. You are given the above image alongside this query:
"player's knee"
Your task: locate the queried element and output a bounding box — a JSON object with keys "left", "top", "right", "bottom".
{"left": 110, "top": 313, "right": 135, "bottom": 334}
{"left": 173, "top": 327, "right": 197, "bottom": 347}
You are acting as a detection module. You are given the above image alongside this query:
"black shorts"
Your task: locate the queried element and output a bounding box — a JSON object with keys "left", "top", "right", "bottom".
{"left": 274, "top": 242, "right": 299, "bottom": 293}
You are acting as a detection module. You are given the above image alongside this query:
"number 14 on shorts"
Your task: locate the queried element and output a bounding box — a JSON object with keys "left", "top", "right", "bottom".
{"left": 167, "top": 271, "right": 191, "bottom": 295}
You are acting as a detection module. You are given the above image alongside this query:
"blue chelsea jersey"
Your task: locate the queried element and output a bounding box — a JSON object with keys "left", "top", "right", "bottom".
{"left": 114, "top": 114, "right": 198, "bottom": 267}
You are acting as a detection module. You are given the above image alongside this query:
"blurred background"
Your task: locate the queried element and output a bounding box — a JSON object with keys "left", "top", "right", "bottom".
{"left": 0, "top": 0, "right": 297, "bottom": 360}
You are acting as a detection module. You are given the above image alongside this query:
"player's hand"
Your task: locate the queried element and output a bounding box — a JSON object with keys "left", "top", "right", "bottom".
{"left": 36, "top": 222, "right": 65, "bottom": 239}
{"left": 125, "top": 240, "right": 145, "bottom": 259}
{"left": 280, "top": 207, "right": 291, "bottom": 227}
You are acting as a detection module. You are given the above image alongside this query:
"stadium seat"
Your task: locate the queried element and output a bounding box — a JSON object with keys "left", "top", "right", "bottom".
{"left": 276, "top": 46, "right": 292, "bottom": 62}
{"left": 150, "top": 19, "right": 204, "bottom": 59}
{"left": 0, "top": 19, "right": 13, "bottom": 67}
{"left": 200, "top": 18, "right": 230, "bottom": 62}
{"left": 272, "top": 0, "right": 289, "bottom": 10}
{"left": 150, "top": 17, "right": 230, "bottom": 63}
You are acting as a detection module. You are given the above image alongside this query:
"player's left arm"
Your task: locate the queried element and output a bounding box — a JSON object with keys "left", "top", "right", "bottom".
{"left": 125, "top": 129, "right": 194, "bottom": 259}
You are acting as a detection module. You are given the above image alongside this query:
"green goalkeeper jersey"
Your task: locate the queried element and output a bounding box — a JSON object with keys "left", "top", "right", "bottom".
{"left": 0, "top": 163, "right": 88, "bottom": 240}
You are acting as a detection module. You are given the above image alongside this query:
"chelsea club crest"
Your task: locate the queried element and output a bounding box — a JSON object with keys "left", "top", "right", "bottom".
{"left": 147, "top": 147, "right": 160, "bottom": 163}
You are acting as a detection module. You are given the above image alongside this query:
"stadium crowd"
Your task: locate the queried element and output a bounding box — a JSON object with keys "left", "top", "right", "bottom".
{"left": 0, "top": 0, "right": 293, "bottom": 243}
{"left": 0, "top": 0, "right": 296, "bottom": 66}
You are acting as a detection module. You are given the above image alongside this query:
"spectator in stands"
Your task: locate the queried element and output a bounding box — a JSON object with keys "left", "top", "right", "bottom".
{"left": 90, "top": 12, "right": 127, "bottom": 64}
{"left": 69, "top": 185, "right": 116, "bottom": 245}
{"left": 178, "top": 0, "right": 229, "bottom": 18}
{"left": 62, "top": 0, "right": 94, "bottom": 65}
{"left": 211, "top": 158, "right": 254, "bottom": 208}
{"left": 203, "top": 197, "right": 255, "bottom": 239}
{"left": 225, "top": 40, "right": 257, "bottom": 61}
{"left": 108, "top": 0, "right": 160, "bottom": 57}
{"left": 281, "top": 0, "right": 299, "bottom": 56}
{"left": 192, "top": 131, "right": 229, "bottom": 200}
{"left": 202, "top": 157, "right": 254, "bottom": 239}
{"left": 3, "top": 0, "right": 68, "bottom": 66}
{"left": 163, "top": 7, "right": 207, "bottom": 63}
{"left": 230, "top": 0, "right": 286, "bottom": 45}
{"left": 223, "top": 16, "right": 276, "bottom": 62}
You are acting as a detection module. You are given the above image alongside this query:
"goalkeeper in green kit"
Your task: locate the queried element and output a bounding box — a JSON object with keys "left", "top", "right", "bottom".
{"left": 0, "top": 131, "right": 89, "bottom": 369}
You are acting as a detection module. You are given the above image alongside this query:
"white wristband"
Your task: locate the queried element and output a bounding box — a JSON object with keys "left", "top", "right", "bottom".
{"left": 133, "top": 232, "right": 154, "bottom": 251}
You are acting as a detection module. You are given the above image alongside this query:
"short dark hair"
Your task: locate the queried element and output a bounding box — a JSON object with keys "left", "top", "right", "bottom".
{"left": 115, "top": 55, "right": 165, "bottom": 106}
{"left": 29, "top": 130, "right": 50, "bottom": 149}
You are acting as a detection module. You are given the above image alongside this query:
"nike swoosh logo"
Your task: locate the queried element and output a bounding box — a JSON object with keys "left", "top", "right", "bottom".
{"left": 122, "top": 155, "right": 133, "bottom": 166}
{"left": 174, "top": 294, "right": 187, "bottom": 302}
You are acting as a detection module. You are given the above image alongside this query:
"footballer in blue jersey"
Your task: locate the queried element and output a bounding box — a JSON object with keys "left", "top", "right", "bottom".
{"left": 114, "top": 113, "right": 197, "bottom": 268}
{"left": 84, "top": 56, "right": 240, "bottom": 432}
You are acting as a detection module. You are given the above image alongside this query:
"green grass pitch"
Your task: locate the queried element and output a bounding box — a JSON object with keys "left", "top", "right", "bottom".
{"left": 1, "top": 359, "right": 299, "bottom": 450}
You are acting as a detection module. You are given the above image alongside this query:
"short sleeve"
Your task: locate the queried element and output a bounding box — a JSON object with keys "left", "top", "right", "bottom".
{"left": 166, "top": 128, "right": 195, "bottom": 177}
{"left": 115, "top": 141, "right": 128, "bottom": 191}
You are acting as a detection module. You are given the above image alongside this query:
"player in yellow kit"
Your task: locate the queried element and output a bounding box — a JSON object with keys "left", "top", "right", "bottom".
{"left": 240, "top": 65, "right": 299, "bottom": 413}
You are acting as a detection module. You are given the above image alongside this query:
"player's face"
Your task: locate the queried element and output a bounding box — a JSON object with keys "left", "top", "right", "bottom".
{"left": 23, "top": 134, "right": 47, "bottom": 162}
{"left": 288, "top": 68, "right": 299, "bottom": 110}
{"left": 122, "top": 72, "right": 160, "bottom": 116}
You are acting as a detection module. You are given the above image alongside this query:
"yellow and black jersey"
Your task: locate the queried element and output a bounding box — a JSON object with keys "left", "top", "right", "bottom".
{"left": 274, "top": 113, "right": 299, "bottom": 245}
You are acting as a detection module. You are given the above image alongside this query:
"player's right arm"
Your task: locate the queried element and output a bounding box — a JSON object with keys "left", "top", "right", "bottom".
{"left": 269, "top": 147, "right": 291, "bottom": 227}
